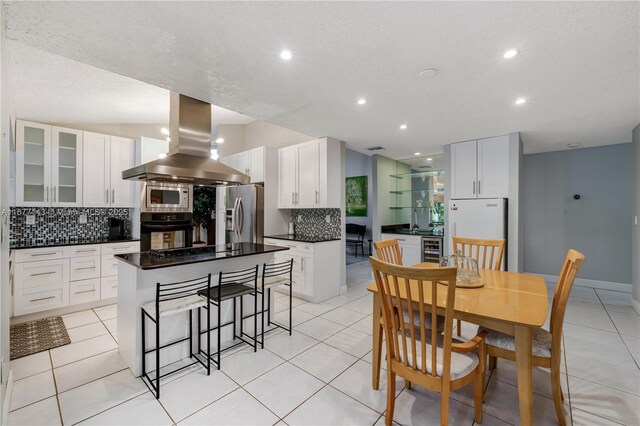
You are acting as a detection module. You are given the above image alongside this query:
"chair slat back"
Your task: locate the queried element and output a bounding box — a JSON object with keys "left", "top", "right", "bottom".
{"left": 219, "top": 265, "right": 259, "bottom": 287}
{"left": 263, "top": 259, "right": 294, "bottom": 278}
{"left": 452, "top": 237, "right": 505, "bottom": 270}
{"left": 550, "top": 250, "right": 585, "bottom": 346}
{"left": 370, "top": 256, "right": 457, "bottom": 382}
{"left": 373, "top": 238, "right": 403, "bottom": 265}
{"left": 156, "top": 274, "right": 211, "bottom": 303}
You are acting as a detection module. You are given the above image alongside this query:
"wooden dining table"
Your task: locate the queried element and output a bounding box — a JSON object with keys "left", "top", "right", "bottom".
{"left": 367, "top": 262, "right": 549, "bottom": 426}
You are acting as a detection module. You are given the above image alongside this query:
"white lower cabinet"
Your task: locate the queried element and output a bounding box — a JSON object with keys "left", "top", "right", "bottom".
{"left": 381, "top": 234, "right": 423, "bottom": 266}
{"left": 13, "top": 241, "right": 139, "bottom": 316}
{"left": 264, "top": 238, "right": 340, "bottom": 302}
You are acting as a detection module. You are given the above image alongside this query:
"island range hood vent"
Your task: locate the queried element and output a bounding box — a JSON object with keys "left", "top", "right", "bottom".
{"left": 122, "top": 92, "right": 249, "bottom": 186}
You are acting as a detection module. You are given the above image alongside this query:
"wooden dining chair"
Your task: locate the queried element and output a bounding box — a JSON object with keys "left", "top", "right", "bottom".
{"left": 482, "top": 249, "right": 585, "bottom": 426}
{"left": 372, "top": 238, "right": 445, "bottom": 389}
{"left": 370, "top": 257, "right": 487, "bottom": 426}
{"left": 451, "top": 237, "right": 505, "bottom": 336}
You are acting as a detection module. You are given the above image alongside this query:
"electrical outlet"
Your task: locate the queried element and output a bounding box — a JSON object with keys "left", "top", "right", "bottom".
{"left": 78, "top": 214, "right": 88, "bottom": 224}
{"left": 26, "top": 215, "right": 35, "bottom": 225}
{"left": 297, "top": 215, "right": 302, "bottom": 223}
{"left": 325, "top": 215, "right": 331, "bottom": 224}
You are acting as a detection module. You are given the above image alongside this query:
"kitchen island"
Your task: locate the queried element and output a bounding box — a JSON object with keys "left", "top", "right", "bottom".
{"left": 114, "top": 243, "right": 288, "bottom": 376}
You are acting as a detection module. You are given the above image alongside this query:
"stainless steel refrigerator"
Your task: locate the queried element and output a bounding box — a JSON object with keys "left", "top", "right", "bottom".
{"left": 216, "top": 184, "right": 264, "bottom": 245}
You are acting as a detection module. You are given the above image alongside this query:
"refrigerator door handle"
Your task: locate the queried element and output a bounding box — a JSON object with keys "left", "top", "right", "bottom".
{"left": 231, "top": 197, "right": 239, "bottom": 236}
{"left": 237, "top": 198, "right": 244, "bottom": 236}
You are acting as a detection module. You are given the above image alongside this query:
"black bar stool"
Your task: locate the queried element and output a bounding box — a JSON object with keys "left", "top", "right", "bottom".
{"left": 259, "top": 259, "right": 294, "bottom": 348}
{"left": 198, "top": 265, "right": 259, "bottom": 369}
{"left": 141, "top": 274, "right": 212, "bottom": 399}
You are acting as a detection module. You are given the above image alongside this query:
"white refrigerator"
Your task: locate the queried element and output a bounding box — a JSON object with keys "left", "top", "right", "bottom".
{"left": 448, "top": 198, "right": 507, "bottom": 269}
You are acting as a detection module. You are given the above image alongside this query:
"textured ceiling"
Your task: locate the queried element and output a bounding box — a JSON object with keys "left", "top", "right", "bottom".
{"left": 4, "top": 1, "right": 639, "bottom": 155}
{"left": 7, "top": 41, "right": 254, "bottom": 126}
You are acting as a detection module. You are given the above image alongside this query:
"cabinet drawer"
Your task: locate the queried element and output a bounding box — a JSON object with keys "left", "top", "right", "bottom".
{"left": 101, "top": 255, "right": 119, "bottom": 277}
{"left": 263, "top": 239, "right": 283, "bottom": 247}
{"left": 15, "top": 259, "right": 68, "bottom": 291}
{"left": 70, "top": 278, "right": 100, "bottom": 305}
{"left": 102, "top": 242, "right": 139, "bottom": 256}
{"left": 101, "top": 276, "right": 118, "bottom": 299}
{"left": 69, "top": 244, "right": 101, "bottom": 257}
{"left": 279, "top": 240, "right": 314, "bottom": 254}
{"left": 381, "top": 234, "right": 422, "bottom": 246}
{"left": 70, "top": 256, "right": 101, "bottom": 281}
{"left": 15, "top": 246, "right": 69, "bottom": 263}
{"left": 15, "top": 287, "right": 68, "bottom": 316}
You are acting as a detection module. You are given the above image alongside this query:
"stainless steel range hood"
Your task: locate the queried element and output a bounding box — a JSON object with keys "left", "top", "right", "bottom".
{"left": 122, "top": 92, "right": 249, "bottom": 186}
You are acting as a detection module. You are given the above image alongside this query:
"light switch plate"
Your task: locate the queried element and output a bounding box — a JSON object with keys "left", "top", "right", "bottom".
{"left": 25, "top": 215, "right": 35, "bottom": 225}
{"left": 325, "top": 215, "right": 331, "bottom": 223}
{"left": 78, "top": 214, "right": 87, "bottom": 224}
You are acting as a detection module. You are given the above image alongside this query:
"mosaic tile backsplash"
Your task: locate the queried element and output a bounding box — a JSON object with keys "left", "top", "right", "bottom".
{"left": 10, "top": 207, "right": 130, "bottom": 248}
{"left": 290, "top": 208, "right": 341, "bottom": 239}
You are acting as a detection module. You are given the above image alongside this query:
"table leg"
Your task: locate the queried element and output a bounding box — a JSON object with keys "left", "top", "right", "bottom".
{"left": 515, "top": 325, "right": 533, "bottom": 426}
{"left": 371, "top": 294, "right": 382, "bottom": 390}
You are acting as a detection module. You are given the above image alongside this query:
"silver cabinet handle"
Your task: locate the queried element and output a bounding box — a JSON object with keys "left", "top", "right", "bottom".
{"left": 30, "top": 296, "right": 55, "bottom": 302}
{"left": 30, "top": 252, "right": 57, "bottom": 257}
{"left": 30, "top": 271, "right": 56, "bottom": 276}
{"left": 76, "top": 248, "right": 97, "bottom": 253}
{"left": 478, "top": 180, "right": 481, "bottom": 194}
{"left": 315, "top": 190, "right": 319, "bottom": 204}
{"left": 301, "top": 257, "right": 304, "bottom": 271}
{"left": 472, "top": 181, "right": 476, "bottom": 195}
{"left": 292, "top": 192, "right": 295, "bottom": 205}
{"left": 296, "top": 193, "right": 299, "bottom": 204}
{"left": 75, "top": 266, "right": 96, "bottom": 271}
{"left": 111, "top": 189, "right": 115, "bottom": 204}
{"left": 75, "top": 289, "right": 96, "bottom": 295}
{"left": 53, "top": 186, "right": 57, "bottom": 202}
{"left": 106, "top": 189, "right": 109, "bottom": 203}
{"left": 45, "top": 186, "right": 49, "bottom": 202}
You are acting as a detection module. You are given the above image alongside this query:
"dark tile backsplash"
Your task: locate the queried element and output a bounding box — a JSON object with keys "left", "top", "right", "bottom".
{"left": 290, "top": 208, "right": 341, "bottom": 239}
{"left": 10, "top": 207, "right": 130, "bottom": 248}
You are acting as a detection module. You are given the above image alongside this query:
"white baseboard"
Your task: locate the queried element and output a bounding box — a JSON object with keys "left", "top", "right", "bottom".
{"left": 2, "top": 370, "right": 13, "bottom": 426}
{"left": 530, "top": 273, "right": 632, "bottom": 293}
{"left": 632, "top": 298, "right": 640, "bottom": 316}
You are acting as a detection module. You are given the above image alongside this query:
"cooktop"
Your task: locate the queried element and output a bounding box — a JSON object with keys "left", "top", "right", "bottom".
{"left": 147, "top": 244, "right": 243, "bottom": 259}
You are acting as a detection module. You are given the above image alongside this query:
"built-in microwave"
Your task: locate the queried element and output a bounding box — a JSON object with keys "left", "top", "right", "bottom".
{"left": 141, "top": 182, "right": 192, "bottom": 213}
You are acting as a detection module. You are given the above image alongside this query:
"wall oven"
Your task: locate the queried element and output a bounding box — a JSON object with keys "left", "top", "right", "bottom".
{"left": 141, "top": 182, "right": 192, "bottom": 213}
{"left": 140, "top": 212, "right": 194, "bottom": 251}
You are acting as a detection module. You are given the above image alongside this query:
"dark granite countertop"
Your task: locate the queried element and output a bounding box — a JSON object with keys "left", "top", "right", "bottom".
{"left": 380, "top": 229, "right": 444, "bottom": 237}
{"left": 115, "top": 243, "right": 289, "bottom": 270}
{"left": 10, "top": 238, "right": 140, "bottom": 250}
{"left": 264, "top": 234, "right": 341, "bottom": 243}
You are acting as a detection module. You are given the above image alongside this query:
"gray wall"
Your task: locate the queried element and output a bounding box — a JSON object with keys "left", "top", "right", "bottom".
{"left": 345, "top": 149, "right": 373, "bottom": 240}
{"left": 632, "top": 125, "right": 639, "bottom": 303}
{"left": 523, "top": 143, "right": 633, "bottom": 284}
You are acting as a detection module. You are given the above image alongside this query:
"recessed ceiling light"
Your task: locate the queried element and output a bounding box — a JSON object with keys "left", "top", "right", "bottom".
{"left": 216, "top": 137, "right": 224, "bottom": 144}
{"left": 160, "top": 127, "right": 169, "bottom": 136}
{"left": 165, "top": 137, "right": 171, "bottom": 142}
{"left": 400, "top": 124, "right": 407, "bottom": 130}
{"left": 280, "top": 50, "right": 292, "bottom": 60}
{"left": 357, "top": 98, "right": 367, "bottom": 105}
{"left": 418, "top": 68, "right": 438, "bottom": 79}
{"left": 158, "top": 153, "right": 167, "bottom": 159}
{"left": 503, "top": 49, "right": 518, "bottom": 59}
{"left": 171, "top": 176, "right": 178, "bottom": 180}
{"left": 210, "top": 148, "right": 219, "bottom": 160}
{"left": 514, "top": 97, "right": 526, "bottom": 105}
{"left": 426, "top": 157, "right": 433, "bottom": 161}
{"left": 414, "top": 152, "right": 421, "bottom": 156}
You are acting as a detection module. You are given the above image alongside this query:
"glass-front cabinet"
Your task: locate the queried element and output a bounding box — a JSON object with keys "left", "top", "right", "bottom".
{"left": 16, "top": 120, "right": 83, "bottom": 207}
{"left": 389, "top": 170, "right": 445, "bottom": 230}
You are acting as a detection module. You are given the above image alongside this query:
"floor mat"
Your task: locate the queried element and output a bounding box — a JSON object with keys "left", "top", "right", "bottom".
{"left": 10, "top": 316, "right": 71, "bottom": 360}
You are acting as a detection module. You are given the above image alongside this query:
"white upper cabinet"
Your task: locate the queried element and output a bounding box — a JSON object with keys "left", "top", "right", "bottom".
{"left": 477, "top": 136, "right": 509, "bottom": 198}
{"left": 450, "top": 135, "right": 509, "bottom": 199}
{"left": 51, "top": 127, "right": 83, "bottom": 207}
{"left": 16, "top": 120, "right": 52, "bottom": 207}
{"left": 219, "top": 147, "right": 265, "bottom": 183}
{"left": 277, "top": 138, "right": 340, "bottom": 209}
{"left": 16, "top": 121, "right": 83, "bottom": 207}
{"left": 109, "top": 136, "right": 135, "bottom": 207}
{"left": 83, "top": 132, "right": 135, "bottom": 208}
{"left": 83, "top": 132, "right": 111, "bottom": 207}
{"left": 278, "top": 145, "right": 298, "bottom": 208}
{"left": 138, "top": 136, "right": 169, "bottom": 165}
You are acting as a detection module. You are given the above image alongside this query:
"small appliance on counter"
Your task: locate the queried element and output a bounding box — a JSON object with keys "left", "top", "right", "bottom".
{"left": 108, "top": 218, "right": 127, "bottom": 240}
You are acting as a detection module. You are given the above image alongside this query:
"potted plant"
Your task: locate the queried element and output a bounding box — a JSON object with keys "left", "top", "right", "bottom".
{"left": 192, "top": 186, "right": 216, "bottom": 246}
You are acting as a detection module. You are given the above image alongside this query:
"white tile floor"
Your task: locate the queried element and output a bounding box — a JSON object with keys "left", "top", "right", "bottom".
{"left": 8, "top": 260, "right": 640, "bottom": 425}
